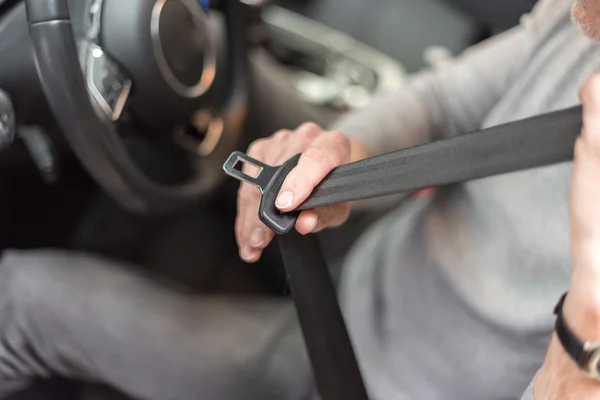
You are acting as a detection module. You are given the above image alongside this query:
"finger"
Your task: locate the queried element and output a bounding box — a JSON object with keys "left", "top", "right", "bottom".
{"left": 571, "top": 76, "right": 600, "bottom": 245}
{"left": 248, "top": 221, "right": 275, "bottom": 250}
{"left": 238, "top": 132, "right": 292, "bottom": 262}
{"left": 314, "top": 203, "right": 352, "bottom": 232}
{"left": 245, "top": 138, "right": 268, "bottom": 178}
{"left": 276, "top": 130, "right": 350, "bottom": 212}
{"left": 295, "top": 203, "right": 351, "bottom": 235}
{"left": 238, "top": 228, "right": 263, "bottom": 264}
{"left": 237, "top": 143, "right": 264, "bottom": 247}
{"left": 240, "top": 246, "right": 261, "bottom": 264}
{"left": 240, "top": 188, "right": 276, "bottom": 261}
{"left": 239, "top": 194, "right": 278, "bottom": 263}
{"left": 271, "top": 129, "right": 292, "bottom": 149}
{"left": 238, "top": 131, "right": 288, "bottom": 247}
{"left": 295, "top": 209, "right": 319, "bottom": 235}
{"left": 236, "top": 139, "right": 267, "bottom": 252}
{"left": 260, "top": 129, "right": 292, "bottom": 168}
{"left": 235, "top": 199, "right": 245, "bottom": 246}
{"left": 275, "top": 123, "right": 322, "bottom": 165}
{"left": 239, "top": 197, "right": 264, "bottom": 263}
{"left": 236, "top": 182, "right": 259, "bottom": 248}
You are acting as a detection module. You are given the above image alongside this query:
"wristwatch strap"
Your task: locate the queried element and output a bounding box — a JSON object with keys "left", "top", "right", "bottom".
{"left": 554, "top": 293, "right": 595, "bottom": 369}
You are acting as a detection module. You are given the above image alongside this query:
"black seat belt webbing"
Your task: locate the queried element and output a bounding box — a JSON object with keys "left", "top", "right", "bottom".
{"left": 279, "top": 230, "right": 369, "bottom": 400}
{"left": 223, "top": 105, "right": 583, "bottom": 400}
{"left": 297, "top": 105, "right": 583, "bottom": 211}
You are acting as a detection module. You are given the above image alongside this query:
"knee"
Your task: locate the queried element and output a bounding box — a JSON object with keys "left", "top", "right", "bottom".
{"left": 0, "top": 249, "right": 121, "bottom": 348}
{"left": 0, "top": 249, "right": 79, "bottom": 335}
{"left": 0, "top": 249, "right": 136, "bottom": 311}
{"left": 0, "top": 250, "right": 36, "bottom": 316}
{"left": 0, "top": 250, "right": 121, "bottom": 390}
{"left": 0, "top": 250, "right": 73, "bottom": 313}
{"left": 0, "top": 250, "right": 63, "bottom": 397}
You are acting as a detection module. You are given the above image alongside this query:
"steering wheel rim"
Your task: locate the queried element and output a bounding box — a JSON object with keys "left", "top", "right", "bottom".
{"left": 25, "top": 0, "right": 249, "bottom": 214}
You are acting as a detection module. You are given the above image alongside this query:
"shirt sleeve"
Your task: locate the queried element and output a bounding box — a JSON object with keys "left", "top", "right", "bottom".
{"left": 521, "top": 375, "right": 536, "bottom": 400}
{"left": 330, "top": 0, "right": 562, "bottom": 156}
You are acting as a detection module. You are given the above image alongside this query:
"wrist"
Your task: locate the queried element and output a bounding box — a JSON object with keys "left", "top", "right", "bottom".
{"left": 566, "top": 254, "right": 600, "bottom": 340}
{"left": 536, "top": 335, "right": 600, "bottom": 400}
{"left": 564, "top": 286, "right": 600, "bottom": 341}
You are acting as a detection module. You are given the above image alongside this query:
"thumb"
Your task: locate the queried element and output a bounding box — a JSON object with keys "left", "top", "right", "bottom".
{"left": 571, "top": 75, "right": 600, "bottom": 249}
{"left": 579, "top": 75, "right": 600, "bottom": 154}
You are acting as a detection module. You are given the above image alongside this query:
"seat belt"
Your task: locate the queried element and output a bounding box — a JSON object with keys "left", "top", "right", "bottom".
{"left": 223, "top": 105, "right": 583, "bottom": 400}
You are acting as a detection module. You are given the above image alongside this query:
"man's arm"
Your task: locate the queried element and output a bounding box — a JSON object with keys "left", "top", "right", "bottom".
{"left": 235, "top": 0, "right": 564, "bottom": 259}
{"left": 521, "top": 75, "right": 600, "bottom": 399}
{"left": 332, "top": 0, "right": 559, "bottom": 157}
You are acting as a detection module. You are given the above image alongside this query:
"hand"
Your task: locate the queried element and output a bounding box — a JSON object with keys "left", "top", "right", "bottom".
{"left": 534, "top": 74, "right": 600, "bottom": 399}
{"left": 565, "top": 75, "right": 600, "bottom": 328}
{"left": 571, "top": 75, "right": 600, "bottom": 267}
{"left": 235, "top": 123, "right": 370, "bottom": 263}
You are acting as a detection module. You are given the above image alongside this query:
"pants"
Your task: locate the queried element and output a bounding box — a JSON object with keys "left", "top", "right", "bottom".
{"left": 0, "top": 208, "right": 386, "bottom": 400}
{"left": 0, "top": 249, "right": 312, "bottom": 400}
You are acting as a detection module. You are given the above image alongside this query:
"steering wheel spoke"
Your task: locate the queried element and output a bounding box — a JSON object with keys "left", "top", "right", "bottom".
{"left": 25, "top": 0, "right": 252, "bottom": 214}
{"left": 84, "top": 43, "right": 132, "bottom": 122}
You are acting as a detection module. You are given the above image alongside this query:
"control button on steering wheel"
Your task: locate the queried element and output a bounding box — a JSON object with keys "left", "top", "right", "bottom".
{"left": 85, "top": 44, "right": 132, "bottom": 121}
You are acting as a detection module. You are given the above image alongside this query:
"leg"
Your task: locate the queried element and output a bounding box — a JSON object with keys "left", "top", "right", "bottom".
{"left": 0, "top": 250, "right": 312, "bottom": 400}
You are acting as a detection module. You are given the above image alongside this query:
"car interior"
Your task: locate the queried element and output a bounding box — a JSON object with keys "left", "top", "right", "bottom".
{"left": 0, "top": 0, "right": 536, "bottom": 398}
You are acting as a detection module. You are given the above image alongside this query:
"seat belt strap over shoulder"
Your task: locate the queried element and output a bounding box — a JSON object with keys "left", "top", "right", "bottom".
{"left": 223, "top": 105, "right": 583, "bottom": 400}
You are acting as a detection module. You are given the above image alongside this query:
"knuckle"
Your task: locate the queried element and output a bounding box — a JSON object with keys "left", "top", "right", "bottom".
{"left": 283, "top": 170, "right": 309, "bottom": 194}
{"left": 302, "top": 146, "right": 332, "bottom": 168}
{"left": 273, "top": 129, "right": 291, "bottom": 141}
{"left": 299, "top": 122, "right": 320, "bottom": 132}
{"left": 327, "top": 130, "right": 351, "bottom": 158}
{"left": 328, "top": 130, "right": 349, "bottom": 145}
{"left": 238, "top": 184, "right": 259, "bottom": 202}
{"left": 297, "top": 122, "right": 322, "bottom": 138}
{"left": 247, "top": 139, "right": 266, "bottom": 157}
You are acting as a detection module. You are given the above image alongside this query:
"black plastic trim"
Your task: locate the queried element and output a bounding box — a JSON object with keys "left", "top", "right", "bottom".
{"left": 258, "top": 154, "right": 300, "bottom": 234}
{"left": 0, "top": 0, "right": 21, "bottom": 17}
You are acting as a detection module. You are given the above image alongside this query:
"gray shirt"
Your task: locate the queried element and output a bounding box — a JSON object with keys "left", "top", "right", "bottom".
{"left": 333, "top": 1, "right": 596, "bottom": 398}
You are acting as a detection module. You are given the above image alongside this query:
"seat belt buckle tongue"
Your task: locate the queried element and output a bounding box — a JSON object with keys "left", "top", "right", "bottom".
{"left": 223, "top": 151, "right": 301, "bottom": 235}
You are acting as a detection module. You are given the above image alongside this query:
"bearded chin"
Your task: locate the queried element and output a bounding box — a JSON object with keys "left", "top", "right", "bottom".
{"left": 573, "top": 0, "right": 600, "bottom": 42}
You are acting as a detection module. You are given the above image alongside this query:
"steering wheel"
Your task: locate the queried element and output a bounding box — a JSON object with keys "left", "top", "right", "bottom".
{"left": 24, "top": 0, "right": 251, "bottom": 214}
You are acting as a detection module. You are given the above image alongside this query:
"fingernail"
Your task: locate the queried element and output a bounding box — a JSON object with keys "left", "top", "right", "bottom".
{"left": 306, "top": 215, "right": 318, "bottom": 233}
{"left": 241, "top": 247, "right": 257, "bottom": 262}
{"left": 276, "top": 191, "right": 294, "bottom": 209}
{"left": 250, "top": 228, "right": 266, "bottom": 247}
